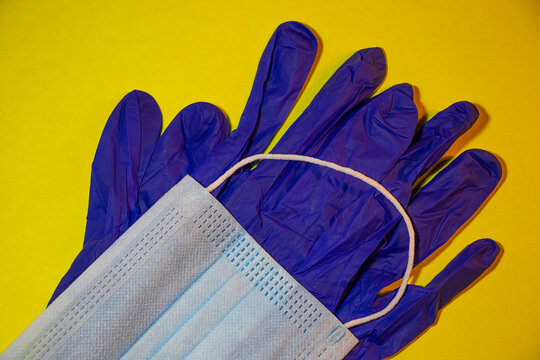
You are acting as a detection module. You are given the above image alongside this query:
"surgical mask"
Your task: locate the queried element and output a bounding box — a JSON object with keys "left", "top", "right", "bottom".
{"left": 1, "top": 154, "right": 414, "bottom": 359}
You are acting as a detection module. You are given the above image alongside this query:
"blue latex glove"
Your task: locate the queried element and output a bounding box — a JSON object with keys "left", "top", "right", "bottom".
{"left": 217, "top": 83, "right": 501, "bottom": 358}
{"left": 49, "top": 21, "right": 501, "bottom": 359}
{"left": 49, "top": 21, "right": 319, "bottom": 303}
{"left": 335, "top": 129, "right": 502, "bottom": 359}
{"left": 341, "top": 239, "right": 499, "bottom": 359}
{"left": 218, "top": 88, "right": 493, "bottom": 303}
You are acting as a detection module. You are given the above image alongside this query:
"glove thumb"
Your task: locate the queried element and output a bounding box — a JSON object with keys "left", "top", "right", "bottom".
{"left": 343, "top": 239, "right": 500, "bottom": 359}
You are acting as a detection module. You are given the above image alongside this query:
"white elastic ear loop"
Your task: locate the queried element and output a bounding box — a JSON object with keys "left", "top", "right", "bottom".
{"left": 206, "top": 154, "right": 415, "bottom": 328}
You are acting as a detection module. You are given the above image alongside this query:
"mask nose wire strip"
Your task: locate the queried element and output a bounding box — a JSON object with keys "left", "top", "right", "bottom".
{"left": 205, "top": 153, "right": 414, "bottom": 328}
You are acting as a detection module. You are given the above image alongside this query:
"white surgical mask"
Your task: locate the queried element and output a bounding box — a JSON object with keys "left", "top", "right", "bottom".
{"left": 1, "top": 154, "right": 414, "bottom": 360}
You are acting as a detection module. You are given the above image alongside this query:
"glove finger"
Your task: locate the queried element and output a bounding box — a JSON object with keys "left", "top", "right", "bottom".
{"left": 340, "top": 239, "right": 500, "bottom": 360}
{"left": 411, "top": 149, "right": 501, "bottom": 262}
{"left": 241, "top": 21, "right": 318, "bottom": 157}
{"left": 270, "top": 47, "right": 386, "bottom": 156}
{"left": 84, "top": 90, "right": 161, "bottom": 246}
{"left": 139, "top": 102, "right": 228, "bottom": 213}
{"left": 222, "top": 85, "right": 417, "bottom": 311}
{"left": 50, "top": 90, "right": 162, "bottom": 304}
{"left": 346, "top": 149, "right": 501, "bottom": 305}
{"left": 192, "top": 21, "right": 318, "bottom": 186}
{"left": 383, "top": 101, "right": 479, "bottom": 203}
{"left": 219, "top": 47, "right": 387, "bottom": 202}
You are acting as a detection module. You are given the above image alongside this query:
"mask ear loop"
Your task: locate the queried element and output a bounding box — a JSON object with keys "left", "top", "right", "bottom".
{"left": 206, "top": 153, "right": 415, "bottom": 328}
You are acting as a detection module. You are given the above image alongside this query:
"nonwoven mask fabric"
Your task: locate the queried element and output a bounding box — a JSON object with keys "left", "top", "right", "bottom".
{"left": 1, "top": 154, "right": 415, "bottom": 360}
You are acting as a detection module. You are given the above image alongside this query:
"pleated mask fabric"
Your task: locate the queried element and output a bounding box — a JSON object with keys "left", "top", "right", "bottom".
{"left": 1, "top": 175, "right": 358, "bottom": 360}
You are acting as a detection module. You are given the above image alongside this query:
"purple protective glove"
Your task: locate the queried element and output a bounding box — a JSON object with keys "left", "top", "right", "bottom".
{"left": 48, "top": 22, "right": 502, "bottom": 360}
{"left": 217, "top": 85, "right": 501, "bottom": 359}
{"left": 49, "top": 21, "right": 319, "bottom": 303}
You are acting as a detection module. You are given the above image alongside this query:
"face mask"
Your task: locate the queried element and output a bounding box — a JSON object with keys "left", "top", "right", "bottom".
{"left": 1, "top": 154, "right": 414, "bottom": 360}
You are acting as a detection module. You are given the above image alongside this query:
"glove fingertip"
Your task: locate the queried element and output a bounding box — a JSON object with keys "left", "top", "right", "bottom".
{"left": 276, "top": 21, "right": 318, "bottom": 53}
{"left": 425, "top": 101, "right": 478, "bottom": 136}
{"left": 426, "top": 238, "right": 501, "bottom": 308}
{"left": 452, "top": 101, "right": 479, "bottom": 121}
{"left": 461, "top": 149, "right": 503, "bottom": 184}
{"left": 358, "top": 47, "right": 386, "bottom": 69}
{"left": 464, "top": 238, "right": 501, "bottom": 267}
{"left": 391, "top": 82, "right": 414, "bottom": 100}
{"left": 377, "top": 84, "right": 417, "bottom": 120}
{"left": 126, "top": 89, "right": 153, "bottom": 101}
{"left": 131, "top": 90, "right": 162, "bottom": 122}
{"left": 349, "top": 48, "right": 387, "bottom": 86}
{"left": 180, "top": 102, "right": 229, "bottom": 143}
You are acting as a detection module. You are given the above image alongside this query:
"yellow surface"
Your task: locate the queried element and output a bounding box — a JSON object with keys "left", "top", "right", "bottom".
{"left": 0, "top": 0, "right": 538, "bottom": 358}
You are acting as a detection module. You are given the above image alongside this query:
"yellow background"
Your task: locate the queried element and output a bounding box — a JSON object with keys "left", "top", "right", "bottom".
{"left": 1, "top": 0, "right": 538, "bottom": 358}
